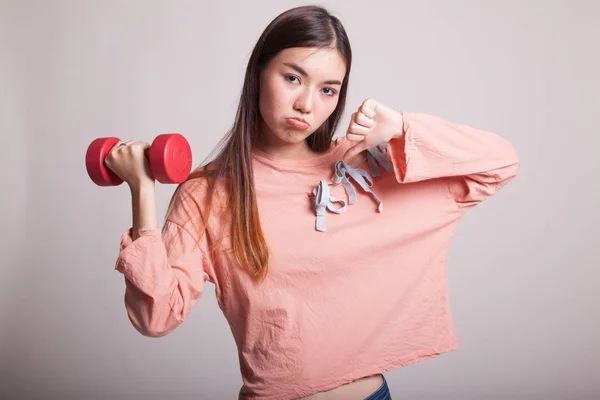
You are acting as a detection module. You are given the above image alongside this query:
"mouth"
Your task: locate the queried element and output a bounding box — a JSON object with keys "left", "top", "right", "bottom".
{"left": 285, "top": 117, "right": 310, "bottom": 130}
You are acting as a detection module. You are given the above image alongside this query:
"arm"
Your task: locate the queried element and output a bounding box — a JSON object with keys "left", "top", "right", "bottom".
{"left": 130, "top": 184, "right": 159, "bottom": 241}
{"left": 386, "top": 112, "right": 520, "bottom": 210}
{"left": 114, "top": 181, "right": 211, "bottom": 337}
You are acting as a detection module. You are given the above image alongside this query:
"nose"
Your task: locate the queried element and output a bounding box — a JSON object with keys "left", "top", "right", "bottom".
{"left": 293, "top": 87, "right": 314, "bottom": 114}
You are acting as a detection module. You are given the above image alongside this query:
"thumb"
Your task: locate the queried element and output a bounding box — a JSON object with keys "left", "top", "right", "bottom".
{"left": 344, "top": 140, "right": 369, "bottom": 161}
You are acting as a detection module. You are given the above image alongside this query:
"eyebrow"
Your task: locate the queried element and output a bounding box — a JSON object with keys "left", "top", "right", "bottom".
{"left": 283, "top": 62, "right": 343, "bottom": 86}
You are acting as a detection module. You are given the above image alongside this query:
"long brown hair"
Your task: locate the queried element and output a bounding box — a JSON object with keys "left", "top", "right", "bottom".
{"left": 166, "top": 5, "right": 352, "bottom": 282}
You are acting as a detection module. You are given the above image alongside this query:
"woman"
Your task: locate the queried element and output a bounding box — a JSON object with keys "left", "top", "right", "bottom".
{"left": 106, "top": 5, "right": 519, "bottom": 399}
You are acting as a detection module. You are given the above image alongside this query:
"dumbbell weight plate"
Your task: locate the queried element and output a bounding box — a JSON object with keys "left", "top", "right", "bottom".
{"left": 148, "top": 133, "right": 192, "bottom": 183}
{"left": 85, "top": 137, "right": 124, "bottom": 186}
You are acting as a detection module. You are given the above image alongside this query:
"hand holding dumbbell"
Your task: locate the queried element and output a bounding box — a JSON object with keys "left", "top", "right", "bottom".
{"left": 85, "top": 133, "right": 192, "bottom": 187}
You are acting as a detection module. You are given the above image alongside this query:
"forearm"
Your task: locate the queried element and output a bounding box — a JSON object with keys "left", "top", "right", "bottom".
{"left": 387, "top": 112, "right": 519, "bottom": 183}
{"left": 115, "top": 220, "right": 208, "bottom": 337}
{"left": 130, "top": 183, "right": 159, "bottom": 241}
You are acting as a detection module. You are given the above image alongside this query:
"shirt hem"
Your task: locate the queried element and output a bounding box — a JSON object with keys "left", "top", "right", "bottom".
{"left": 239, "top": 342, "right": 460, "bottom": 399}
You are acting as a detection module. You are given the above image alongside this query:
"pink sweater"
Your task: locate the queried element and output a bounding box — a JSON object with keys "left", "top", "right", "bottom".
{"left": 115, "top": 112, "right": 520, "bottom": 399}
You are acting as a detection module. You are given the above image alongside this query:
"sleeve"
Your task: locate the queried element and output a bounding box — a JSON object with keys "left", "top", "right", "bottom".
{"left": 386, "top": 111, "right": 520, "bottom": 211}
{"left": 114, "top": 183, "right": 212, "bottom": 337}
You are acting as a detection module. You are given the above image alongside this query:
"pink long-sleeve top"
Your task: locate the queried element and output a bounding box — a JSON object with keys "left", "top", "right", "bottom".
{"left": 115, "top": 112, "right": 520, "bottom": 399}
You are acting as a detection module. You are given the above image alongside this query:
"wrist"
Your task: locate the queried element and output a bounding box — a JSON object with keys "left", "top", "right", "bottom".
{"left": 129, "top": 181, "right": 155, "bottom": 197}
{"left": 392, "top": 110, "right": 405, "bottom": 140}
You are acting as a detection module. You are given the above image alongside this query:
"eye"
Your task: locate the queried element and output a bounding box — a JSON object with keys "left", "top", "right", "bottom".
{"left": 322, "top": 87, "right": 337, "bottom": 97}
{"left": 285, "top": 75, "right": 300, "bottom": 84}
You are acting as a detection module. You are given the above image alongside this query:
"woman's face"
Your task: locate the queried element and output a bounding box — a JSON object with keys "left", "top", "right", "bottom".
{"left": 258, "top": 47, "right": 346, "bottom": 151}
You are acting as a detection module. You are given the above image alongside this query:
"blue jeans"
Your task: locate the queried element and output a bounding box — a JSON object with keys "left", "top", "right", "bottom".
{"left": 364, "top": 375, "right": 391, "bottom": 400}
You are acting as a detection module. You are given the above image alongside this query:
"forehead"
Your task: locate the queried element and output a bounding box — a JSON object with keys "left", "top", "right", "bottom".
{"left": 271, "top": 47, "right": 346, "bottom": 78}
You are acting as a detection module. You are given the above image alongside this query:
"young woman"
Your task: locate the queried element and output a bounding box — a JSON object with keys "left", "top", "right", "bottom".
{"left": 106, "top": 5, "right": 519, "bottom": 399}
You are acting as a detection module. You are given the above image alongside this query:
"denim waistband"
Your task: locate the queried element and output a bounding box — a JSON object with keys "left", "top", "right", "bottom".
{"left": 364, "top": 375, "right": 391, "bottom": 400}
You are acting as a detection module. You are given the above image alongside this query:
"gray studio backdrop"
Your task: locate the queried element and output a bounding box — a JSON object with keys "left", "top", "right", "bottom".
{"left": 1, "top": 0, "right": 598, "bottom": 399}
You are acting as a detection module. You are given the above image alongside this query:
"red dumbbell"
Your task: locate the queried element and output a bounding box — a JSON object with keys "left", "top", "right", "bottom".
{"left": 85, "top": 133, "right": 192, "bottom": 186}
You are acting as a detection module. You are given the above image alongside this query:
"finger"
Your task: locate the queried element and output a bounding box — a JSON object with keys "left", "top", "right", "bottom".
{"left": 109, "top": 142, "right": 126, "bottom": 157}
{"left": 344, "top": 141, "right": 369, "bottom": 161}
{"left": 137, "top": 142, "right": 152, "bottom": 156}
{"left": 129, "top": 141, "right": 149, "bottom": 150}
{"left": 346, "top": 133, "right": 365, "bottom": 142}
{"left": 360, "top": 99, "right": 377, "bottom": 118}
{"left": 116, "top": 140, "right": 133, "bottom": 151}
{"left": 347, "top": 122, "right": 369, "bottom": 136}
{"left": 355, "top": 112, "right": 374, "bottom": 128}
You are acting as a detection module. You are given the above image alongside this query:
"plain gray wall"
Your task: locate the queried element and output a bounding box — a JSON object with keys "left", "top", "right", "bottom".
{"left": 1, "top": 0, "right": 598, "bottom": 399}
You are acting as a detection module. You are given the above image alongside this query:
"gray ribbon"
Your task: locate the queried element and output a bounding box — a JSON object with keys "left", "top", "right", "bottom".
{"left": 312, "top": 145, "right": 394, "bottom": 232}
{"left": 366, "top": 143, "right": 393, "bottom": 177}
{"left": 312, "top": 180, "right": 346, "bottom": 232}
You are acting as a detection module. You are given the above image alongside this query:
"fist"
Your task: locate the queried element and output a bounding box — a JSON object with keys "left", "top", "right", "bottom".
{"left": 344, "top": 98, "right": 404, "bottom": 160}
{"left": 105, "top": 140, "right": 154, "bottom": 189}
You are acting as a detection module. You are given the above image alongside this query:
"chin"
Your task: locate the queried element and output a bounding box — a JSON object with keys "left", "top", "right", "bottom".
{"left": 278, "top": 127, "right": 313, "bottom": 143}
